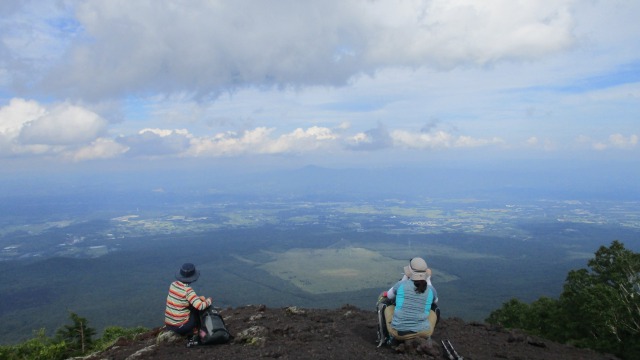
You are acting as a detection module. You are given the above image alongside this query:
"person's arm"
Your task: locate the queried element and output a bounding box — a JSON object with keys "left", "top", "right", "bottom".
{"left": 186, "top": 288, "right": 212, "bottom": 310}
{"left": 387, "top": 280, "right": 403, "bottom": 300}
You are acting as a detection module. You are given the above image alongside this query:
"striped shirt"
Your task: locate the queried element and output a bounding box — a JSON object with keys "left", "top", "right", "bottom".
{"left": 389, "top": 279, "right": 436, "bottom": 333}
{"left": 164, "top": 281, "right": 212, "bottom": 326}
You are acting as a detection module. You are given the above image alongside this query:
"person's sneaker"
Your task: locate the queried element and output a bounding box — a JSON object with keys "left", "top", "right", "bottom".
{"left": 186, "top": 335, "right": 200, "bottom": 348}
{"left": 387, "top": 336, "right": 399, "bottom": 347}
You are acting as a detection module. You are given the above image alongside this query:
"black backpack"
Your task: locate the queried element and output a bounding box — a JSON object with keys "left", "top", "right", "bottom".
{"left": 199, "top": 307, "right": 231, "bottom": 345}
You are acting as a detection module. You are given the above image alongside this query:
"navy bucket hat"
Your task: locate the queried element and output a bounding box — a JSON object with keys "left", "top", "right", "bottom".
{"left": 175, "top": 263, "right": 200, "bottom": 283}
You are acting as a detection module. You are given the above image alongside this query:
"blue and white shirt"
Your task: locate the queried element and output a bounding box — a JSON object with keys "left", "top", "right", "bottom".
{"left": 388, "top": 279, "right": 437, "bottom": 333}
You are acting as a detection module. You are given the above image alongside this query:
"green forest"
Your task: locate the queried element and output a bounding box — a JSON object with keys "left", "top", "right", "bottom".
{"left": 486, "top": 241, "right": 640, "bottom": 359}
{"left": 0, "top": 312, "right": 147, "bottom": 360}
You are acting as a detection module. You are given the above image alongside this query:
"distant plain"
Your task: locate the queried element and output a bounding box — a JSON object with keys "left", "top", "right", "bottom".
{"left": 2, "top": 190, "right": 639, "bottom": 344}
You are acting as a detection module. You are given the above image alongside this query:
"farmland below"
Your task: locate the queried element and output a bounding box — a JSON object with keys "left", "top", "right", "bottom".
{"left": 1, "top": 196, "right": 639, "bottom": 344}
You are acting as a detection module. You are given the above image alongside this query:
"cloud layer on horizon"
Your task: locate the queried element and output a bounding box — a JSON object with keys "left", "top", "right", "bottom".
{"left": 0, "top": 97, "right": 636, "bottom": 162}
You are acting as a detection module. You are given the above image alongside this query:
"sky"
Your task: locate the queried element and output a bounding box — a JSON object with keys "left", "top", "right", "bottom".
{"left": 0, "top": 0, "right": 639, "bottom": 182}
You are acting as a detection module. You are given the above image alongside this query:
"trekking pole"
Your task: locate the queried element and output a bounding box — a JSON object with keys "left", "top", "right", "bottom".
{"left": 442, "top": 339, "right": 463, "bottom": 360}
{"left": 441, "top": 340, "right": 454, "bottom": 360}
{"left": 446, "top": 340, "right": 463, "bottom": 360}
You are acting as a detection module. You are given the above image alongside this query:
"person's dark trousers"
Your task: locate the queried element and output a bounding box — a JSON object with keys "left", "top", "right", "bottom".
{"left": 166, "top": 308, "right": 200, "bottom": 336}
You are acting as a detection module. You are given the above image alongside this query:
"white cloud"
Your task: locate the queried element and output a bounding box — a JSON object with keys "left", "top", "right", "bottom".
{"left": 12, "top": 0, "right": 579, "bottom": 100}
{"left": 455, "top": 136, "right": 505, "bottom": 148}
{"left": 0, "top": 98, "right": 45, "bottom": 139}
{"left": 365, "top": 0, "right": 575, "bottom": 67}
{"left": 0, "top": 1, "right": 77, "bottom": 88}
{"left": 526, "top": 137, "right": 539, "bottom": 146}
{"left": 188, "top": 128, "right": 274, "bottom": 157}
{"left": 139, "top": 128, "right": 190, "bottom": 138}
{"left": 390, "top": 129, "right": 503, "bottom": 149}
{"left": 19, "top": 103, "right": 107, "bottom": 145}
{"left": 117, "top": 128, "right": 192, "bottom": 157}
{"left": 187, "top": 126, "right": 339, "bottom": 157}
{"left": 524, "top": 136, "right": 558, "bottom": 151}
{"left": 608, "top": 133, "right": 638, "bottom": 149}
{"left": 593, "top": 142, "right": 608, "bottom": 151}
{"left": 0, "top": 98, "right": 108, "bottom": 156}
{"left": 336, "top": 122, "right": 351, "bottom": 130}
{"left": 346, "top": 124, "right": 393, "bottom": 151}
{"left": 574, "top": 135, "right": 589, "bottom": 143}
{"left": 1, "top": 94, "right": 636, "bottom": 161}
{"left": 576, "top": 133, "right": 638, "bottom": 151}
{"left": 70, "top": 138, "right": 129, "bottom": 161}
{"left": 349, "top": 132, "right": 370, "bottom": 144}
{"left": 391, "top": 130, "right": 452, "bottom": 149}
{"left": 266, "top": 126, "right": 338, "bottom": 153}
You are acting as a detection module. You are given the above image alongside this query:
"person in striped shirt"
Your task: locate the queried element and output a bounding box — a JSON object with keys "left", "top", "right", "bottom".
{"left": 164, "top": 263, "right": 212, "bottom": 335}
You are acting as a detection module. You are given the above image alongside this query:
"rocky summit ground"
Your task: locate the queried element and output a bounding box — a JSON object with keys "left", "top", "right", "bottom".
{"left": 86, "top": 304, "right": 619, "bottom": 360}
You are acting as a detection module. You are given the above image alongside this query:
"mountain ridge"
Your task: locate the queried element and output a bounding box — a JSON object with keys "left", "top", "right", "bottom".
{"left": 85, "top": 304, "right": 618, "bottom": 360}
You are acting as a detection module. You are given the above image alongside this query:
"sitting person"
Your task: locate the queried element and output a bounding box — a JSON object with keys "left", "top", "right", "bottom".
{"left": 386, "top": 257, "right": 439, "bottom": 311}
{"left": 384, "top": 257, "right": 438, "bottom": 341}
{"left": 164, "top": 263, "right": 212, "bottom": 336}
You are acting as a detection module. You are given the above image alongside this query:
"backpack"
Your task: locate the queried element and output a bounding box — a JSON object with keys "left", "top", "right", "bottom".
{"left": 375, "top": 291, "right": 393, "bottom": 347}
{"left": 199, "top": 307, "right": 231, "bottom": 345}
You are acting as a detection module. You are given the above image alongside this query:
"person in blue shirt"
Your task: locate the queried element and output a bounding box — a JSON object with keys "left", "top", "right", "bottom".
{"left": 384, "top": 257, "right": 438, "bottom": 341}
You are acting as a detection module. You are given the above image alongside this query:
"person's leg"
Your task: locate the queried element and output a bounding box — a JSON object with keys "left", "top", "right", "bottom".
{"left": 173, "top": 310, "right": 199, "bottom": 336}
{"left": 193, "top": 307, "right": 202, "bottom": 329}
{"left": 431, "top": 303, "right": 440, "bottom": 325}
{"left": 428, "top": 309, "right": 437, "bottom": 334}
{"left": 384, "top": 305, "right": 419, "bottom": 341}
{"left": 395, "top": 332, "right": 417, "bottom": 341}
{"left": 392, "top": 310, "right": 438, "bottom": 341}
{"left": 384, "top": 305, "right": 397, "bottom": 338}
{"left": 414, "top": 310, "right": 438, "bottom": 338}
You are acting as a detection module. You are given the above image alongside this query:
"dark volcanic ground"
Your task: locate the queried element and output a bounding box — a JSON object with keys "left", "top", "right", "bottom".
{"left": 87, "top": 305, "right": 618, "bottom": 360}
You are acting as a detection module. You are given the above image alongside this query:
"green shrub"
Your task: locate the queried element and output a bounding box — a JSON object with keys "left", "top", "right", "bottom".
{"left": 55, "top": 312, "right": 96, "bottom": 357}
{"left": 0, "top": 323, "right": 150, "bottom": 360}
{"left": 487, "top": 241, "right": 640, "bottom": 359}
{"left": 0, "top": 329, "right": 67, "bottom": 360}
{"left": 93, "top": 325, "right": 149, "bottom": 352}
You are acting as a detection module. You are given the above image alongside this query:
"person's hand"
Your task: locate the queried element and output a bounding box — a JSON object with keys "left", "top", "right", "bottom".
{"left": 199, "top": 296, "right": 206, "bottom": 301}
{"left": 377, "top": 291, "right": 387, "bottom": 304}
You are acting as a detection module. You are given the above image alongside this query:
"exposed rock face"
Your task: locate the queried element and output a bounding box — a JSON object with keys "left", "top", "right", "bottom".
{"left": 234, "top": 325, "right": 268, "bottom": 346}
{"left": 85, "top": 305, "right": 619, "bottom": 360}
